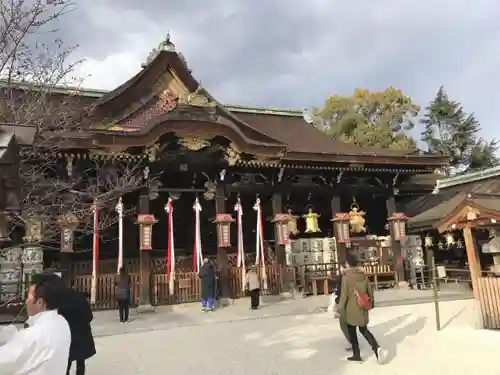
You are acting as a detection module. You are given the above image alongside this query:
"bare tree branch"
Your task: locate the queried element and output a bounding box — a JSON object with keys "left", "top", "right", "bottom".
{"left": 0, "top": 1, "right": 154, "bottom": 250}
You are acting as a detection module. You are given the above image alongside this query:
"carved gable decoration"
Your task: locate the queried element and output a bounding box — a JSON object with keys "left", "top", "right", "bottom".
{"left": 178, "top": 137, "right": 211, "bottom": 151}
{"left": 179, "top": 86, "right": 216, "bottom": 108}
{"left": 112, "top": 89, "right": 179, "bottom": 131}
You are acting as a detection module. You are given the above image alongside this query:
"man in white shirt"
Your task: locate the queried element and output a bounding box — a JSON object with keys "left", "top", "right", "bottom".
{"left": 0, "top": 273, "right": 71, "bottom": 375}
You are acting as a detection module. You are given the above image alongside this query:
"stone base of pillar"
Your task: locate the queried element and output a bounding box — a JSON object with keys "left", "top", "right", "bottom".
{"left": 136, "top": 304, "right": 155, "bottom": 314}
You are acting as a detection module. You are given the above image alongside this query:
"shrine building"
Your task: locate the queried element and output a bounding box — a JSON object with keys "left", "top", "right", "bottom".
{"left": 0, "top": 36, "right": 449, "bottom": 310}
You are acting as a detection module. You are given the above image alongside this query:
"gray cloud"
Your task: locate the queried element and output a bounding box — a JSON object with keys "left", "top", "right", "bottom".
{"left": 53, "top": 0, "right": 500, "bottom": 140}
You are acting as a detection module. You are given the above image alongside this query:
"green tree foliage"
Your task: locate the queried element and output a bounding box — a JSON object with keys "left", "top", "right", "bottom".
{"left": 313, "top": 88, "right": 419, "bottom": 150}
{"left": 421, "top": 86, "right": 498, "bottom": 174}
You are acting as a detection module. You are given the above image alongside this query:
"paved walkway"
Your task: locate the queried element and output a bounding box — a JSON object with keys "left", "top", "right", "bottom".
{"left": 90, "top": 288, "right": 472, "bottom": 337}
{"left": 85, "top": 299, "right": 494, "bottom": 375}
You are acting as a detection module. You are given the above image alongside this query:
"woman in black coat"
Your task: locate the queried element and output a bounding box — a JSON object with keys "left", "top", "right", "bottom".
{"left": 59, "top": 288, "right": 96, "bottom": 375}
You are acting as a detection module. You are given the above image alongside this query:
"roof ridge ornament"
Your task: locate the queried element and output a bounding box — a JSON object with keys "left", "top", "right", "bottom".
{"left": 141, "top": 33, "right": 176, "bottom": 69}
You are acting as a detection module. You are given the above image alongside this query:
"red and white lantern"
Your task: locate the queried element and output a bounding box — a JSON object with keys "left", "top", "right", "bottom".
{"left": 332, "top": 213, "right": 350, "bottom": 244}
{"left": 137, "top": 214, "right": 157, "bottom": 250}
{"left": 272, "top": 213, "right": 291, "bottom": 245}
{"left": 213, "top": 214, "right": 234, "bottom": 248}
{"left": 388, "top": 212, "right": 409, "bottom": 242}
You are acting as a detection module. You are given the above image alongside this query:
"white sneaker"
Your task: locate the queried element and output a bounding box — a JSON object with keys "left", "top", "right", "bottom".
{"left": 376, "top": 347, "right": 387, "bottom": 364}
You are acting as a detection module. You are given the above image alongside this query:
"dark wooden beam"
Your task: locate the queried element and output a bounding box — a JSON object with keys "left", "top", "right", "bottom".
{"left": 137, "top": 191, "right": 154, "bottom": 312}
{"left": 386, "top": 195, "right": 404, "bottom": 283}
{"left": 215, "top": 183, "right": 230, "bottom": 304}
{"left": 331, "top": 196, "right": 347, "bottom": 265}
{"left": 272, "top": 192, "right": 286, "bottom": 265}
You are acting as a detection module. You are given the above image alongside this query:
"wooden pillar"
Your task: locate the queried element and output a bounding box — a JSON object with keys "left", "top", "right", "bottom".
{"left": 386, "top": 195, "right": 405, "bottom": 283}
{"left": 331, "top": 196, "right": 347, "bottom": 265}
{"left": 137, "top": 192, "right": 154, "bottom": 312}
{"left": 272, "top": 192, "right": 286, "bottom": 265}
{"left": 215, "top": 184, "right": 230, "bottom": 303}
{"left": 463, "top": 226, "right": 480, "bottom": 298}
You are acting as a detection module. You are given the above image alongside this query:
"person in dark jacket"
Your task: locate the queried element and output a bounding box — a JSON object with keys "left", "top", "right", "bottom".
{"left": 115, "top": 267, "right": 131, "bottom": 322}
{"left": 334, "top": 264, "right": 351, "bottom": 350}
{"left": 59, "top": 286, "right": 96, "bottom": 375}
{"left": 198, "top": 258, "right": 216, "bottom": 311}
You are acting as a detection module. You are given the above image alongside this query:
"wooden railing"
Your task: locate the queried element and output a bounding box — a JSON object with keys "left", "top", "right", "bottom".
{"left": 301, "top": 263, "right": 398, "bottom": 295}
{"left": 73, "top": 265, "right": 294, "bottom": 310}
{"left": 73, "top": 273, "right": 140, "bottom": 310}
{"left": 476, "top": 276, "right": 500, "bottom": 329}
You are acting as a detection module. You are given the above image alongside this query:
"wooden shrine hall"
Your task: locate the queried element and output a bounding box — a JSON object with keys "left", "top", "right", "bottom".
{"left": 0, "top": 35, "right": 449, "bottom": 310}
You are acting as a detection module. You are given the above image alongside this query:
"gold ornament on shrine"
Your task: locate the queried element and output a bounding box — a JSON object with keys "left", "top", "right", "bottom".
{"left": 286, "top": 206, "right": 299, "bottom": 236}
{"left": 302, "top": 206, "right": 321, "bottom": 233}
{"left": 348, "top": 202, "right": 366, "bottom": 233}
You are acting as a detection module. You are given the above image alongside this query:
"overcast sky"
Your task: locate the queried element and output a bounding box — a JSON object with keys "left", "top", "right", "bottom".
{"left": 59, "top": 0, "right": 499, "bottom": 141}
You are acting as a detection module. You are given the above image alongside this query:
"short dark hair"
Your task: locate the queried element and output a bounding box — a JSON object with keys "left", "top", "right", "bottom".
{"left": 30, "top": 273, "right": 67, "bottom": 310}
{"left": 346, "top": 251, "right": 359, "bottom": 267}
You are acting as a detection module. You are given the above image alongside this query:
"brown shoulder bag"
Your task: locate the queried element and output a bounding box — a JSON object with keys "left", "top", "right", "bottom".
{"left": 351, "top": 280, "right": 373, "bottom": 311}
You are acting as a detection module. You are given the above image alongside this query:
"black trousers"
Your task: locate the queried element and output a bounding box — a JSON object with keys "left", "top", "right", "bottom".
{"left": 250, "top": 288, "right": 260, "bottom": 308}
{"left": 67, "top": 359, "right": 85, "bottom": 375}
{"left": 117, "top": 299, "right": 129, "bottom": 322}
{"left": 346, "top": 324, "right": 379, "bottom": 357}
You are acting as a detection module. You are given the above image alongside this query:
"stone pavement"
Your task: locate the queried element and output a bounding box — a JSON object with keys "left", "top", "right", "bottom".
{"left": 85, "top": 299, "right": 496, "bottom": 375}
{"left": 90, "top": 288, "right": 472, "bottom": 337}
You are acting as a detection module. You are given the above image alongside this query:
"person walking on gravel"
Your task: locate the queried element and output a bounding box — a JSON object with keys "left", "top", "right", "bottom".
{"left": 338, "top": 252, "right": 386, "bottom": 364}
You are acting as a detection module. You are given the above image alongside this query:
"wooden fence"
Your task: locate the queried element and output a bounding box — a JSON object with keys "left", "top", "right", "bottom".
{"left": 476, "top": 276, "right": 500, "bottom": 329}
{"left": 73, "top": 265, "right": 293, "bottom": 310}
{"left": 73, "top": 273, "right": 140, "bottom": 310}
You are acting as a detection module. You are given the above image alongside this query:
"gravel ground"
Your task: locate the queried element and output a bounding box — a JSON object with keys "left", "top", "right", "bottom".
{"left": 83, "top": 299, "right": 498, "bottom": 375}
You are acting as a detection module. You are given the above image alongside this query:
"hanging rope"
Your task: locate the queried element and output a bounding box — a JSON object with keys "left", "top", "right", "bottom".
{"left": 193, "top": 197, "right": 203, "bottom": 273}
{"left": 234, "top": 198, "right": 246, "bottom": 291}
{"left": 253, "top": 198, "right": 268, "bottom": 290}
{"left": 165, "top": 198, "right": 176, "bottom": 295}
{"left": 91, "top": 201, "right": 99, "bottom": 304}
{"left": 115, "top": 197, "right": 124, "bottom": 274}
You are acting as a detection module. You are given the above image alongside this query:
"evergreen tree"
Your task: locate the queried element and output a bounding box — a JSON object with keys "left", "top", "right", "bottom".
{"left": 421, "top": 86, "right": 498, "bottom": 174}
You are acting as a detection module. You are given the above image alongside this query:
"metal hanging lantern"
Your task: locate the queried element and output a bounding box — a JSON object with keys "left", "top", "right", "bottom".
{"left": 387, "top": 213, "right": 409, "bottom": 242}
{"left": 23, "top": 217, "right": 43, "bottom": 244}
{"left": 424, "top": 234, "right": 433, "bottom": 248}
{"left": 302, "top": 205, "right": 321, "bottom": 233}
{"left": 332, "top": 213, "right": 350, "bottom": 244}
{"left": 58, "top": 213, "right": 79, "bottom": 253}
{"left": 445, "top": 233, "right": 455, "bottom": 248}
